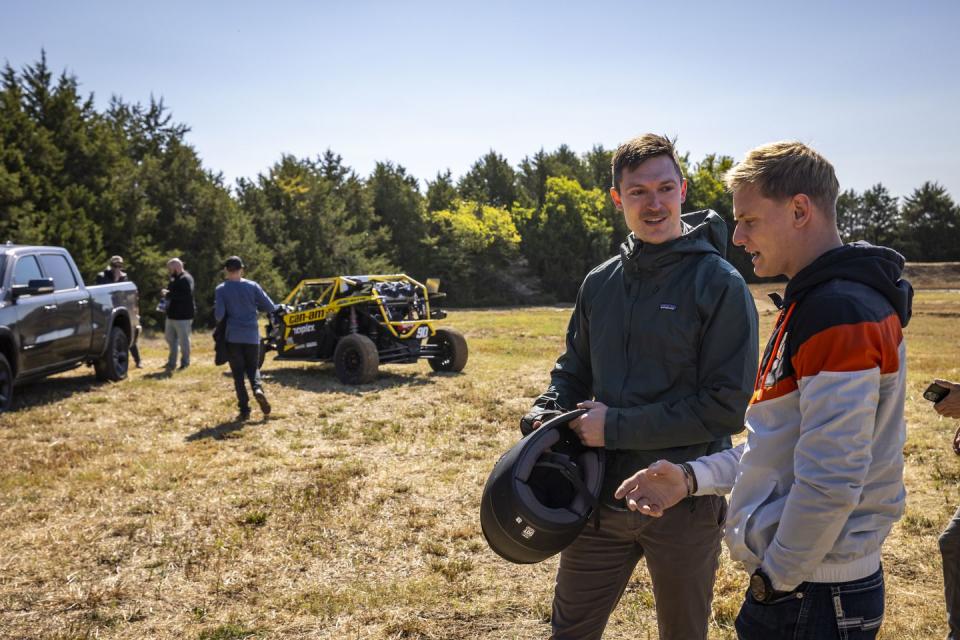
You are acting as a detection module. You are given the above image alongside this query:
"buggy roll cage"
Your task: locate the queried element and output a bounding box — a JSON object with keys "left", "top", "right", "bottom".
{"left": 280, "top": 274, "right": 443, "bottom": 341}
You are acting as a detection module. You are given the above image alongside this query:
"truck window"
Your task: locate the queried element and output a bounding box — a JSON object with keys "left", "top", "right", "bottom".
{"left": 12, "top": 255, "right": 43, "bottom": 286}
{"left": 39, "top": 254, "right": 78, "bottom": 291}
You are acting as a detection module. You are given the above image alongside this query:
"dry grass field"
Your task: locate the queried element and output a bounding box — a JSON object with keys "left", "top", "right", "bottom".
{"left": 1, "top": 282, "right": 958, "bottom": 639}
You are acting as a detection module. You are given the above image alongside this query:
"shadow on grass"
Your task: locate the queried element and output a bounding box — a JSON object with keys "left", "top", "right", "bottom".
{"left": 10, "top": 372, "right": 99, "bottom": 411}
{"left": 142, "top": 369, "right": 174, "bottom": 380}
{"left": 257, "top": 364, "right": 454, "bottom": 396}
{"left": 185, "top": 415, "right": 268, "bottom": 441}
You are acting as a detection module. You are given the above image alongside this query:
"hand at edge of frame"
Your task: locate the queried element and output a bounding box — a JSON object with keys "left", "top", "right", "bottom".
{"left": 934, "top": 379, "right": 960, "bottom": 421}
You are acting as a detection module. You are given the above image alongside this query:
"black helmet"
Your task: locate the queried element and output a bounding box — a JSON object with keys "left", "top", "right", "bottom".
{"left": 480, "top": 409, "right": 605, "bottom": 564}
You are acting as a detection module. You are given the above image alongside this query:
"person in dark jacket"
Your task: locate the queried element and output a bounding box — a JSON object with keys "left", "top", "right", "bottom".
{"left": 162, "top": 257, "right": 195, "bottom": 371}
{"left": 522, "top": 134, "right": 759, "bottom": 640}
{"left": 95, "top": 255, "right": 141, "bottom": 368}
{"left": 214, "top": 256, "right": 277, "bottom": 420}
{"left": 934, "top": 379, "right": 960, "bottom": 640}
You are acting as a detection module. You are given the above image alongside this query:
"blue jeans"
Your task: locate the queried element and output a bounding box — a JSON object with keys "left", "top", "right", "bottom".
{"left": 735, "top": 568, "right": 884, "bottom": 640}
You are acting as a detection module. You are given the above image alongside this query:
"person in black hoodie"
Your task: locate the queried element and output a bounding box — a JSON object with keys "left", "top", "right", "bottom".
{"left": 161, "top": 257, "right": 195, "bottom": 371}
{"left": 521, "top": 134, "right": 759, "bottom": 640}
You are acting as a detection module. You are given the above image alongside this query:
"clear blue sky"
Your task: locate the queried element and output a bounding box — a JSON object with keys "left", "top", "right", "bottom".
{"left": 4, "top": 0, "right": 959, "bottom": 199}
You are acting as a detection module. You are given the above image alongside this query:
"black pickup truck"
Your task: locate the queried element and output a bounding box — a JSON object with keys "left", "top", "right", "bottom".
{"left": 0, "top": 245, "right": 141, "bottom": 410}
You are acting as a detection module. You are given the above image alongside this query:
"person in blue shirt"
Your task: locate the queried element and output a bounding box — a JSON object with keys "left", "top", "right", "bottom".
{"left": 214, "top": 256, "right": 277, "bottom": 420}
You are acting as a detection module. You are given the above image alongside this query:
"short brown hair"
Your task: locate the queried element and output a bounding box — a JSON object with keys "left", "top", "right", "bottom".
{"left": 724, "top": 141, "right": 839, "bottom": 215}
{"left": 611, "top": 134, "right": 683, "bottom": 190}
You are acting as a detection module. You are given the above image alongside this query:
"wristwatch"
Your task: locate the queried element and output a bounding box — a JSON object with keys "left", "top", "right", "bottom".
{"left": 749, "top": 568, "right": 797, "bottom": 603}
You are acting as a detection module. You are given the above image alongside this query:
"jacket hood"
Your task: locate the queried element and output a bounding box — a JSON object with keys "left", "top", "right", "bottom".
{"left": 620, "top": 210, "right": 728, "bottom": 277}
{"left": 785, "top": 241, "right": 913, "bottom": 327}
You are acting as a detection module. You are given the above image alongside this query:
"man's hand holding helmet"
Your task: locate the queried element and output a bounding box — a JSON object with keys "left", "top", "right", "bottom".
{"left": 520, "top": 407, "right": 561, "bottom": 436}
{"left": 572, "top": 401, "right": 607, "bottom": 447}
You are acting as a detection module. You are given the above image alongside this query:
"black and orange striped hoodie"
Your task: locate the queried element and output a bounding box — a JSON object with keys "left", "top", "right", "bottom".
{"left": 690, "top": 241, "right": 913, "bottom": 591}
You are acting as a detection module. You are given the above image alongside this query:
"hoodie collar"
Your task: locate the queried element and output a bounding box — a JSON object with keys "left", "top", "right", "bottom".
{"left": 620, "top": 210, "right": 727, "bottom": 280}
{"left": 784, "top": 241, "right": 913, "bottom": 327}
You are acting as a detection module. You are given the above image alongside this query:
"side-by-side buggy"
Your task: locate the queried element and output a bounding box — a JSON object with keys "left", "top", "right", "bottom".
{"left": 260, "top": 274, "right": 468, "bottom": 384}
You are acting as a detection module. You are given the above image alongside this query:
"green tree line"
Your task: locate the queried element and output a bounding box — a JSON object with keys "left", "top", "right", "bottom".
{"left": 3, "top": 55, "right": 959, "bottom": 325}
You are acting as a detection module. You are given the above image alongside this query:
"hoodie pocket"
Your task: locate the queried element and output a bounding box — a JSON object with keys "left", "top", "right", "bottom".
{"left": 728, "top": 478, "right": 779, "bottom": 566}
{"left": 746, "top": 481, "right": 788, "bottom": 557}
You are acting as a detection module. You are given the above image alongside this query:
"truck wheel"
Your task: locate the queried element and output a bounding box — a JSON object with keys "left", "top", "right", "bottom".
{"left": 0, "top": 353, "right": 13, "bottom": 411}
{"left": 428, "top": 328, "right": 468, "bottom": 372}
{"left": 95, "top": 326, "right": 129, "bottom": 382}
{"left": 334, "top": 334, "right": 379, "bottom": 384}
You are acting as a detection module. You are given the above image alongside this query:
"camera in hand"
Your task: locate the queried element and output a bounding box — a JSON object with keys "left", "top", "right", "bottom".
{"left": 924, "top": 382, "right": 951, "bottom": 403}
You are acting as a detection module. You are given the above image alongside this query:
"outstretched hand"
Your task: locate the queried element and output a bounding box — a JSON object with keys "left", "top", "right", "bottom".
{"left": 614, "top": 460, "right": 688, "bottom": 517}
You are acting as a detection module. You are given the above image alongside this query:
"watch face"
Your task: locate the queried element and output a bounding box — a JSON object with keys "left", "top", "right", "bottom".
{"left": 749, "top": 573, "right": 766, "bottom": 602}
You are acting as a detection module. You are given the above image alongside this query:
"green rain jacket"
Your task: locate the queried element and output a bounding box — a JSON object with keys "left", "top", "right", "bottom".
{"left": 533, "top": 210, "right": 759, "bottom": 507}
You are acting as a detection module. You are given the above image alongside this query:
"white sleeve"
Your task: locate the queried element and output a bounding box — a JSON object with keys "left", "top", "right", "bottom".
{"left": 688, "top": 443, "right": 744, "bottom": 496}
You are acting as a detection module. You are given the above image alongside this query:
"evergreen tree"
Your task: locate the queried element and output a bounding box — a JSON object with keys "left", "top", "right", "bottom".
{"left": 426, "top": 169, "right": 457, "bottom": 212}
{"left": 237, "top": 154, "right": 392, "bottom": 290}
{"left": 458, "top": 150, "right": 517, "bottom": 210}
{"left": 0, "top": 54, "right": 106, "bottom": 275}
{"left": 368, "top": 161, "right": 427, "bottom": 277}
{"left": 901, "top": 182, "right": 960, "bottom": 261}
{"left": 520, "top": 176, "right": 612, "bottom": 301}
{"left": 836, "top": 189, "right": 863, "bottom": 243}
{"left": 859, "top": 183, "right": 901, "bottom": 247}
{"left": 517, "top": 145, "right": 594, "bottom": 209}
{"left": 682, "top": 154, "right": 757, "bottom": 278}
{"left": 583, "top": 144, "right": 613, "bottom": 191}
{"left": 516, "top": 149, "right": 551, "bottom": 209}
{"left": 426, "top": 200, "right": 522, "bottom": 304}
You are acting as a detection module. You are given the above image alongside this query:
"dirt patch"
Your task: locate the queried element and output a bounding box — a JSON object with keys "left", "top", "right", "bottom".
{"left": 903, "top": 262, "right": 960, "bottom": 289}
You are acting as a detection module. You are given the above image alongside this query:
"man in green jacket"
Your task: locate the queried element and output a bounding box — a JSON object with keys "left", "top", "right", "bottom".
{"left": 522, "top": 134, "right": 758, "bottom": 640}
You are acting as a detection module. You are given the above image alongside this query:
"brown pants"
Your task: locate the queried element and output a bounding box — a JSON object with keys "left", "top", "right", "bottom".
{"left": 551, "top": 495, "right": 726, "bottom": 640}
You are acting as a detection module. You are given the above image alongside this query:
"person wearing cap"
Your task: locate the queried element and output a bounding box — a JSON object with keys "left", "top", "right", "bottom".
{"left": 214, "top": 256, "right": 277, "bottom": 420}
{"left": 94, "top": 255, "right": 142, "bottom": 368}
{"left": 161, "top": 257, "right": 195, "bottom": 371}
{"left": 95, "top": 255, "right": 127, "bottom": 285}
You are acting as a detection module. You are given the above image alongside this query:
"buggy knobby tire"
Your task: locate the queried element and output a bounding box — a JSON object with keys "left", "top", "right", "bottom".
{"left": 334, "top": 333, "right": 379, "bottom": 384}
{"left": 0, "top": 353, "right": 13, "bottom": 411}
{"left": 94, "top": 326, "right": 129, "bottom": 382}
{"left": 427, "top": 328, "right": 468, "bottom": 372}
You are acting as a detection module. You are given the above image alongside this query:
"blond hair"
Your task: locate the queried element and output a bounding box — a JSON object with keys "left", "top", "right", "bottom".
{"left": 724, "top": 141, "right": 839, "bottom": 215}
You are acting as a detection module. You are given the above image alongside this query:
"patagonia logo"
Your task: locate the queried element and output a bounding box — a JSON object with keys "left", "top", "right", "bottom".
{"left": 659, "top": 303, "right": 677, "bottom": 311}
